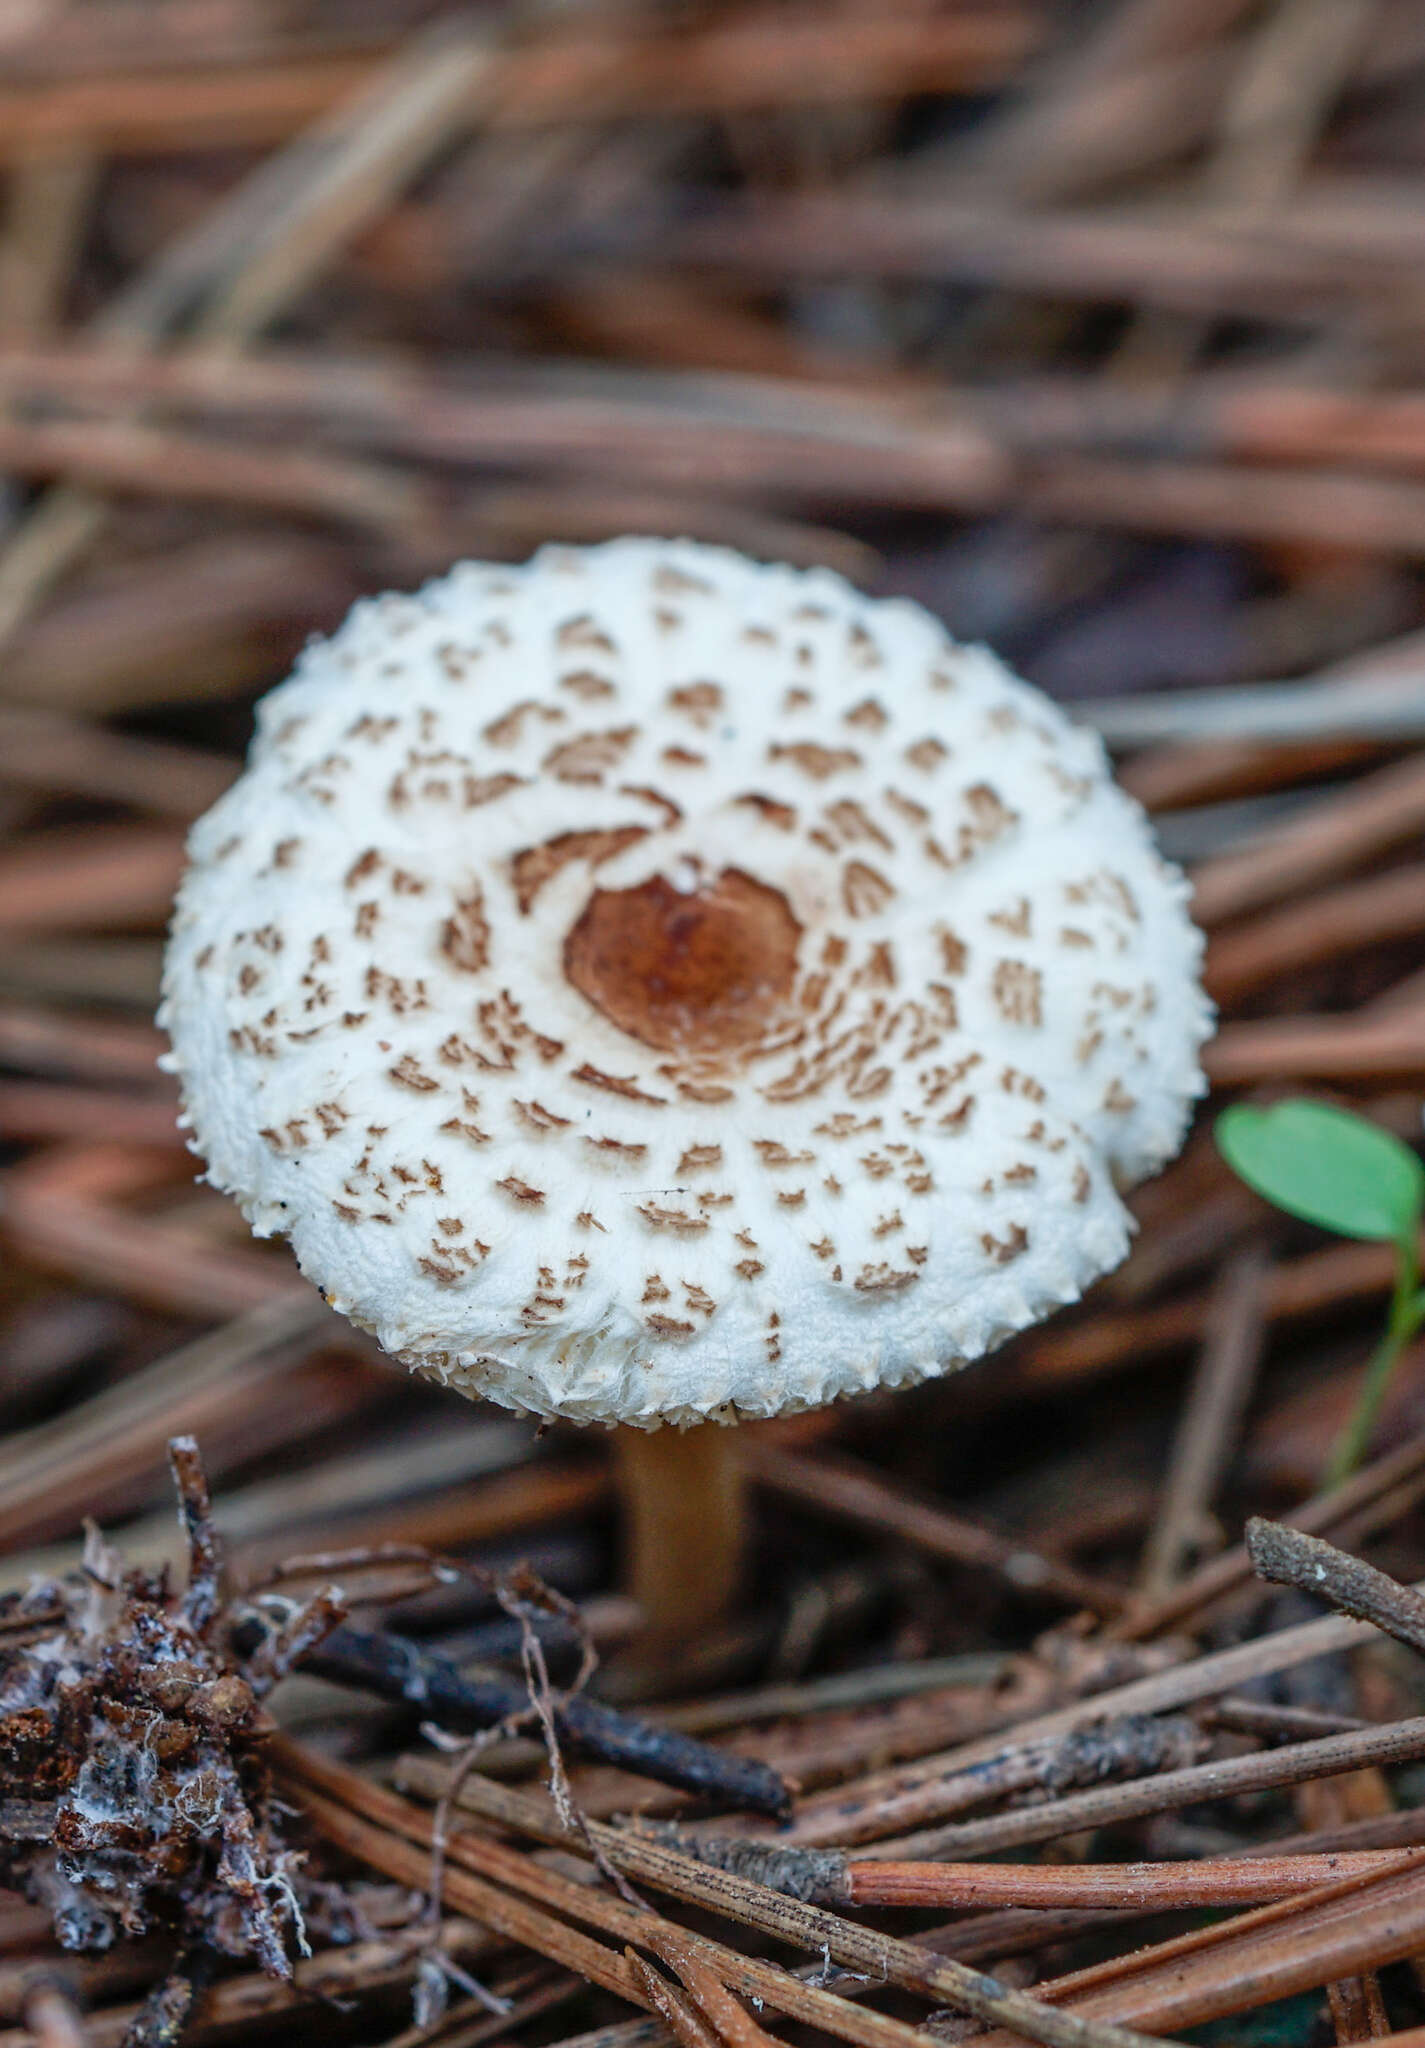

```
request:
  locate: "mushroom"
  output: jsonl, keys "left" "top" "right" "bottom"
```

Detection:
{"left": 160, "top": 538, "right": 1211, "bottom": 1653}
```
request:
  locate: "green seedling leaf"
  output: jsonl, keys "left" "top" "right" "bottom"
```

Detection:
{"left": 1216, "top": 1099, "right": 1425, "bottom": 1245}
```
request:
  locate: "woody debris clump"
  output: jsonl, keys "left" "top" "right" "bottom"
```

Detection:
{"left": 0, "top": 1438, "right": 338, "bottom": 1979}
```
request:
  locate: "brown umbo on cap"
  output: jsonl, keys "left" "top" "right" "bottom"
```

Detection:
{"left": 160, "top": 539, "right": 1211, "bottom": 1427}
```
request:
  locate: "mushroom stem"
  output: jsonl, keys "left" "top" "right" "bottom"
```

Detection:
{"left": 614, "top": 1422, "right": 746, "bottom": 1657}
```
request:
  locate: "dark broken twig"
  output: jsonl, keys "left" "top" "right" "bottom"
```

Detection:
{"left": 772, "top": 1710, "right": 1206, "bottom": 1850}
{"left": 870, "top": 1714, "right": 1425, "bottom": 1861}
{"left": 292, "top": 1624, "right": 791, "bottom": 1819}
{"left": 1246, "top": 1516, "right": 1425, "bottom": 1656}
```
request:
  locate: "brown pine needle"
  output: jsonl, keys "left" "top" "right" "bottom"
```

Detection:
{"left": 641, "top": 1930, "right": 785, "bottom": 2048}
{"left": 624, "top": 1952, "right": 724, "bottom": 2048}
{"left": 842, "top": 1852, "right": 1425, "bottom": 1911}
{"left": 274, "top": 1736, "right": 1175, "bottom": 2048}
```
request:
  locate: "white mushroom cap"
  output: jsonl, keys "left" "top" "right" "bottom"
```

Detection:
{"left": 160, "top": 539, "right": 1211, "bottom": 1429}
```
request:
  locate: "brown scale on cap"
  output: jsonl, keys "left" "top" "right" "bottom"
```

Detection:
{"left": 564, "top": 867, "right": 802, "bottom": 1058}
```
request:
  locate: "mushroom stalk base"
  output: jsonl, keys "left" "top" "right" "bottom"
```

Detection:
{"left": 615, "top": 1423, "right": 746, "bottom": 1658}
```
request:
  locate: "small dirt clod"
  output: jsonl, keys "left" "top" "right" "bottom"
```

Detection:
{"left": 0, "top": 1437, "right": 340, "bottom": 1980}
